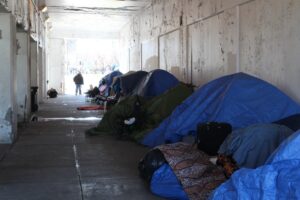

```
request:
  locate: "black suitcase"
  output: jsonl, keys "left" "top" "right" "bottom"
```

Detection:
{"left": 197, "top": 122, "right": 232, "bottom": 156}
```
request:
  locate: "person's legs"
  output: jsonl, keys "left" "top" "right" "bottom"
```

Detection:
{"left": 79, "top": 85, "right": 82, "bottom": 95}
{"left": 75, "top": 84, "right": 79, "bottom": 95}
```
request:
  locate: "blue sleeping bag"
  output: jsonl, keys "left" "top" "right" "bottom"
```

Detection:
{"left": 210, "top": 130, "right": 300, "bottom": 200}
{"left": 142, "top": 72, "right": 300, "bottom": 147}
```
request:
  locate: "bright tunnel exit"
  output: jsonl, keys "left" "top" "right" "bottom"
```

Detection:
{"left": 64, "top": 39, "right": 120, "bottom": 95}
{"left": 47, "top": 38, "right": 120, "bottom": 95}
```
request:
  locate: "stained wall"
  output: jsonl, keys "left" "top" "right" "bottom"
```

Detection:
{"left": 0, "top": 13, "right": 17, "bottom": 143}
{"left": 120, "top": 0, "right": 300, "bottom": 102}
{"left": 16, "top": 31, "right": 31, "bottom": 122}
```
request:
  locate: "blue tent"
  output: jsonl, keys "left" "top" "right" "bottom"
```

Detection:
{"left": 142, "top": 72, "right": 300, "bottom": 147}
{"left": 210, "top": 130, "right": 300, "bottom": 199}
{"left": 134, "top": 69, "right": 179, "bottom": 98}
{"left": 99, "top": 70, "right": 123, "bottom": 96}
{"left": 113, "top": 71, "right": 148, "bottom": 96}
{"left": 104, "top": 70, "right": 123, "bottom": 87}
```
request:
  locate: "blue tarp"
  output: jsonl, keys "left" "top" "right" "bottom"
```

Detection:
{"left": 210, "top": 130, "right": 300, "bottom": 200}
{"left": 151, "top": 164, "right": 189, "bottom": 200}
{"left": 135, "top": 69, "right": 179, "bottom": 98}
{"left": 218, "top": 123, "right": 293, "bottom": 168}
{"left": 142, "top": 72, "right": 300, "bottom": 147}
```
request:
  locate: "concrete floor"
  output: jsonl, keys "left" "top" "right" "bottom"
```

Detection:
{"left": 0, "top": 95, "right": 163, "bottom": 200}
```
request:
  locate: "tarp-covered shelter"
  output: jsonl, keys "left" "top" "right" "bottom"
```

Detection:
{"left": 99, "top": 70, "right": 123, "bottom": 96}
{"left": 87, "top": 83, "right": 193, "bottom": 141}
{"left": 142, "top": 72, "right": 300, "bottom": 147}
{"left": 134, "top": 69, "right": 179, "bottom": 98}
{"left": 147, "top": 125, "right": 300, "bottom": 200}
{"left": 210, "top": 130, "right": 300, "bottom": 199}
{"left": 112, "top": 71, "right": 148, "bottom": 97}
{"left": 218, "top": 123, "right": 294, "bottom": 168}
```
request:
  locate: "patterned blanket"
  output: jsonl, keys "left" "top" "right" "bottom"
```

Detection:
{"left": 157, "top": 143, "right": 226, "bottom": 200}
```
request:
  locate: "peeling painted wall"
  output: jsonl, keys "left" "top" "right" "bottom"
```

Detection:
{"left": 16, "top": 31, "right": 30, "bottom": 122}
{"left": 188, "top": 8, "right": 238, "bottom": 86}
{"left": 120, "top": 0, "right": 300, "bottom": 103}
{"left": 0, "top": 13, "right": 17, "bottom": 143}
{"left": 239, "top": 0, "right": 300, "bottom": 101}
{"left": 14, "top": 0, "right": 29, "bottom": 30}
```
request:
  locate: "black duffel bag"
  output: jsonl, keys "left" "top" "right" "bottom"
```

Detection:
{"left": 196, "top": 122, "right": 232, "bottom": 156}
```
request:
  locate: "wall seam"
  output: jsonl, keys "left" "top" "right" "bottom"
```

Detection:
{"left": 237, "top": 5, "right": 240, "bottom": 73}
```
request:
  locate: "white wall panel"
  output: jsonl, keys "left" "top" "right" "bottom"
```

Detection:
{"left": 141, "top": 38, "right": 158, "bottom": 72}
{"left": 47, "top": 38, "right": 65, "bottom": 93}
{"left": 159, "top": 30, "right": 185, "bottom": 81}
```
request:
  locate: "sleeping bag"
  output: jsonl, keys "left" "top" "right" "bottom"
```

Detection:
{"left": 142, "top": 72, "right": 300, "bottom": 147}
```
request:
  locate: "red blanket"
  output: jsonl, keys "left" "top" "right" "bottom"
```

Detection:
{"left": 77, "top": 105, "right": 108, "bottom": 111}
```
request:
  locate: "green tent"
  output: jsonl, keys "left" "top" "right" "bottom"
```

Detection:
{"left": 87, "top": 83, "right": 193, "bottom": 142}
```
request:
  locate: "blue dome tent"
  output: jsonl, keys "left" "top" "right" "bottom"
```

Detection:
{"left": 134, "top": 69, "right": 179, "bottom": 98}
{"left": 142, "top": 72, "right": 300, "bottom": 147}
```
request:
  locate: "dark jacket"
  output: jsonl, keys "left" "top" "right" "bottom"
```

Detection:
{"left": 73, "top": 73, "right": 84, "bottom": 85}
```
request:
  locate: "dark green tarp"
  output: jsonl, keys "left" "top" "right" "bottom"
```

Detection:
{"left": 87, "top": 83, "right": 193, "bottom": 142}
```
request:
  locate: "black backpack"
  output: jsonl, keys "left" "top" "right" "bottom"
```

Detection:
{"left": 196, "top": 122, "right": 232, "bottom": 156}
{"left": 47, "top": 89, "right": 58, "bottom": 98}
{"left": 138, "top": 149, "right": 166, "bottom": 183}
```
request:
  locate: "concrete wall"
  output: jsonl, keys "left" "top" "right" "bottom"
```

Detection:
{"left": 47, "top": 38, "right": 65, "bottom": 94}
{"left": 16, "top": 30, "right": 30, "bottom": 122}
{"left": 120, "top": 0, "right": 300, "bottom": 103}
{"left": 0, "top": 13, "right": 17, "bottom": 143}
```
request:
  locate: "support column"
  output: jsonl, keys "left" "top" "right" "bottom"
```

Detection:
{"left": 30, "top": 40, "right": 38, "bottom": 109}
{"left": 30, "top": 40, "right": 38, "bottom": 87}
{"left": 16, "top": 29, "right": 30, "bottom": 122}
{"left": 38, "top": 46, "right": 44, "bottom": 103}
{"left": 0, "top": 13, "right": 17, "bottom": 143}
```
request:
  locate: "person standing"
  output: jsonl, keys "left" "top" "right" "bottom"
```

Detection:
{"left": 73, "top": 72, "right": 84, "bottom": 95}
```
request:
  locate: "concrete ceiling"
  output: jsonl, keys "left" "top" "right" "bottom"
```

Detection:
{"left": 45, "top": 0, "right": 150, "bottom": 39}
